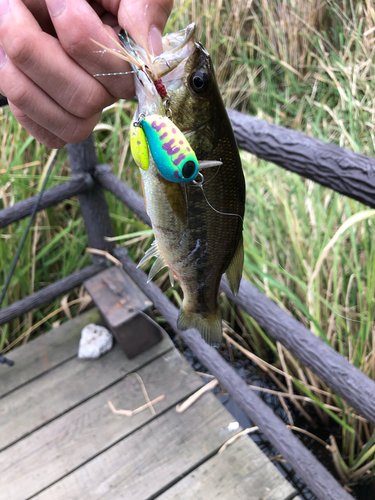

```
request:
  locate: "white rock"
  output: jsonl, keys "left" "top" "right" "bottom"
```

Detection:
{"left": 78, "top": 324, "right": 113, "bottom": 359}
{"left": 227, "top": 421, "right": 240, "bottom": 431}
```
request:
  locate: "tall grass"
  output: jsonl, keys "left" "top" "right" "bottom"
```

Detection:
{"left": 1, "top": 0, "right": 375, "bottom": 487}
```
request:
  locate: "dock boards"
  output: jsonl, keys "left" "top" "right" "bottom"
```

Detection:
{"left": 0, "top": 309, "right": 298, "bottom": 500}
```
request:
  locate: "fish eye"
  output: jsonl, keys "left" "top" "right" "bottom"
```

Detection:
{"left": 182, "top": 161, "right": 196, "bottom": 179}
{"left": 189, "top": 71, "right": 209, "bottom": 94}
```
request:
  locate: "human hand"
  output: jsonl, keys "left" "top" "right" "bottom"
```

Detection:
{"left": 0, "top": 0, "right": 174, "bottom": 148}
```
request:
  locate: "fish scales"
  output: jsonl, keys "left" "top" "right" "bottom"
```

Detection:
{"left": 121, "top": 23, "right": 245, "bottom": 345}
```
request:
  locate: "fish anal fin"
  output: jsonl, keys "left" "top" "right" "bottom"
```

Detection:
{"left": 177, "top": 307, "right": 222, "bottom": 347}
{"left": 225, "top": 235, "right": 244, "bottom": 296}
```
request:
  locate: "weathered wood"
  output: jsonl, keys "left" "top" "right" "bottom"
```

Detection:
{"left": 0, "top": 350, "right": 202, "bottom": 500}
{"left": 227, "top": 108, "right": 375, "bottom": 209}
{"left": 95, "top": 163, "right": 151, "bottom": 226}
{"left": 66, "top": 137, "right": 115, "bottom": 262}
{"left": 114, "top": 248, "right": 353, "bottom": 500}
{"left": 0, "top": 174, "right": 92, "bottom": 228}
{"left": 158, "top": 435, "right": 296, "bottom": 500}
{"left": 0, "top": 330, "right": 173, "bottom": 451}
{"left": 0, "top": 262, "right": 107, "bottom": 326}
{"left": 0, "top": 308, "right": 103, "bottom": 398}
{"left": 33, "top": 393, "right": 241, "bottom": 500}
{"left": 221, "top": 276, "right": 375, "bottom": 425}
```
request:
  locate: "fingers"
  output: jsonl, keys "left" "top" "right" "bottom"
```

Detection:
{"left": 9, "top": 102, "right": 67, "bottom": 149}
{"left": 45, "top": 0, "right": 136, "bottom": 100}
{"left": 0, "top": 0, "right": 174, "bottom": 147}
{"left": 117, "top": 0, "right": 174, "bottom": 55}
{"left": 0, "top": 0, "right": 120, "bottom": 145}
{"left": 22, "top": 0, "right": 56, "bottom": 35}
{"left": 1, "top": 1, "right": 112, "bottom": 118}
{"left": 1, "top": 54, "right": 101, "bottom": 146}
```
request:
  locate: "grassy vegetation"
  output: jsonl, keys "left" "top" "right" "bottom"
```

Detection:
{"left": 1, "top": 0, "right": 375, "bottom": 488}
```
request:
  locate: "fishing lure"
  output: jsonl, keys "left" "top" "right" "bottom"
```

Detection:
{"left": 131, "top": 114, "right": 221, "bottom": 183}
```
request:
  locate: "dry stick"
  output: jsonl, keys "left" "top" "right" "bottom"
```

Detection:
{"left": 108, "top": 372, "right": 165, "bottom": 417}
{"left": 176, "top": 379, "right": 219, "bottom": 413}
{"left": 108, "top": 396, "right": 165, "bottom": 417}
{"left": 86, "top": 248, "right": 122, "bottom": 267}
{"left": 218, "top": 427, "right": 259, "bottom": 454}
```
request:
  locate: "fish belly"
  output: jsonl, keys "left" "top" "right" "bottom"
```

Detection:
{"left": 141, "top": 153, "right": 243, "bottom": 345}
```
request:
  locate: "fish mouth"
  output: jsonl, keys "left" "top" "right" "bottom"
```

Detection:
{"left": 120, "top": 23, "right": 197, "bottom": 82}
{"left": 153, "top": 23, "right": 197, "bottom": 79}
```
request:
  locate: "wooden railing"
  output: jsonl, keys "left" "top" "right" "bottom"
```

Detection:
{"left": 1, "top": 107, "right": 375, "bottom": 500}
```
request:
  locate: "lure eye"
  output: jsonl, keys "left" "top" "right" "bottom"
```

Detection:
{"left": 190, "top": 71, "right": 209, "bottom": 94}
{"left": 182, "top": 161, "right": 196, "bottom": 179}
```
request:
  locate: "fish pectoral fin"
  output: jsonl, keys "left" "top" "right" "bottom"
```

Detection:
{"left": 225, "top": 235, "right": 244, "bottom": 296}
{"left": 177, "top": 307, "right": 222, "bottom": 347}
{"left": 147, "top": 254, "right": 168, "bottom": 282}
{"left": 137, "top": 240, "right": 159, "bottom": 268}
{"left": 198, "top": 160, "right": 222, "bottom": 170}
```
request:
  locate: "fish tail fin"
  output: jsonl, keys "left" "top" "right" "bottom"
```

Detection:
{"left": 177, "top": 307, "right": 222, "bottom": 347}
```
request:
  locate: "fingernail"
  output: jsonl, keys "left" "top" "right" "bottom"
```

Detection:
{"left": 148, "top": 25, "right": 163, "bottom": 56}
{"left": 0, "top": 0, "right": 9, "bottom": 26}
{"left": 47, "top": 0, "right": 66, "bottom": 17}
{"left": 0, "top": 45, "right": 7, "bottom": 69}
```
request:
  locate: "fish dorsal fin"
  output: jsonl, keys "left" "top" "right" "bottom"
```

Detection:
{"left": 147, "top": 254, "right": 168, "bottom": 282}
{"left": 225, "top": 235, "right": 244, "bottom": 296}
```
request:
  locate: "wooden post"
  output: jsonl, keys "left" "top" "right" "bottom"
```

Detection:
{"left": 227, "top": 108, "right": 375, "bottom": 209}
{"left": 66, "top": 136, "right": 114, "bottom": 262}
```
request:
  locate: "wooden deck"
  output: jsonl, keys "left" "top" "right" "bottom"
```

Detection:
{"left": 0, "top": 309, "right": 299, "bottom": 500}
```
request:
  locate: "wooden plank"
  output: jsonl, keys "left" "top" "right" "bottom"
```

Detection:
{"left": 0, "top": 330, "right": 173, "bottom": 451}
{"left": 157, "top": 435, "right": 297, "bottom": 500}
{"left": 0, "top": 349, "right": 203, "bottom": 500}
{"left": 33, "top": 392, "right": 240, "bottom": 500}
{"left": 0, "top": 309, "right": 103, "bottom": 398}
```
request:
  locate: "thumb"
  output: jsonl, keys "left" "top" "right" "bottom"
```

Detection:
{"left": 118, "top": 0, "right": 174, "bottom": 56}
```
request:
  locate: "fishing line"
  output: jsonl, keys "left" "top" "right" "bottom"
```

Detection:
{"left": 192, "top": 172, "right": 244, "bottom": 223}
{"left": 93, "top": 70, "right": 136, "bottom": 77}
{"left": 0, "top": 149, "right": 60, "bottom": 366}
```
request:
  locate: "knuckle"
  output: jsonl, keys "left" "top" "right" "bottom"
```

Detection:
{"left": 58, "top": 118, "right": 93, "bottom": 144}
{"left": 44, "top": 136, "right": 67, "bottom": 149}
{"left": 6, "top": 33, "right": 34, "bottom": 67}
{"left": 65, "top": 82, "right": 107, "bottom": 119}
{"left": 7, "top": 82, "right": 31, "bottom": 109}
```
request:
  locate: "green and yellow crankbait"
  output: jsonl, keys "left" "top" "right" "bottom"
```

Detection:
{"left": 130, "top": 114, "right": 199, "bottom": 183}
{"left": 131, "top": 114, "right": 223, "bottom": 184}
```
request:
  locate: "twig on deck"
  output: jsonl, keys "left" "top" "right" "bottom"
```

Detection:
{"left": 218, "top": 427, "right": 259, "bottom": 454}
{"left": 176, "top": 379, "right": 219, "bottom": 413}
{"left": 108, "top": 395, "right": 165, "bottom": 417}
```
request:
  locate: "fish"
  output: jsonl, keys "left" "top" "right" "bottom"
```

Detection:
{"left": 118, "top": 23, "right": 245, "bottom": 345}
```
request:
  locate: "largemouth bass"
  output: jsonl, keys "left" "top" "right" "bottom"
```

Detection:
{"left": 119, "top": 23, "right": 245, "bottom": 345}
